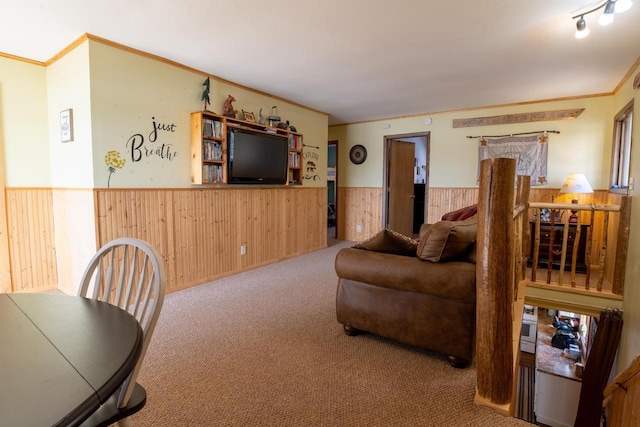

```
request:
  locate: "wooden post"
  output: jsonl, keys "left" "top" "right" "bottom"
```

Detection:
{"left": 612, "top": 196, "right": 631, "bottom": 295}
{"left": 476, "top": 158, "right": 515, "bottom": 405}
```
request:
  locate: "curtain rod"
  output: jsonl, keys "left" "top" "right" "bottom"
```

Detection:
{"left": 466, "top": 130, "right": 560, "bottom": 139}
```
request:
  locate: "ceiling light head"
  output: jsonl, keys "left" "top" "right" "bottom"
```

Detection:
{"left": 599, "top": 1, "right": 616, "bottom": 25}
{"left": 615, "top": 0, "right": 633, "bottom": 13}
{"left": 575, "top": 17, "right": 590, "bottom": 38}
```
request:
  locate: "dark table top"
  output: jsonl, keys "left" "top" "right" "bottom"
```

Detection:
{"left": 0, "top": 293, "right": 143, "bottom": 427}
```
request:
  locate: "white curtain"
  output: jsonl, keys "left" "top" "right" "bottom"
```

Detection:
{"left": 478, "top": 134, "right": 548, "bottom": 186}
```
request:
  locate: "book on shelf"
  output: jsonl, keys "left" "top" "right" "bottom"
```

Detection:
{"left": 203, "top": 119, "right": 214, "bottom": 137}
{"left": 288, "top": 134, "right": 302, "bottom": 151}
{"left": 202, "top": 164, "right": 223, "bottom": 183}
{"left": 202, "top": 141, "right": 223, "bottom": 161}
{"left": 213, "top": 121, "right": 223, "bottom": 138}
{"left": 288, "top": 152, "right": 300, "bottom": 168}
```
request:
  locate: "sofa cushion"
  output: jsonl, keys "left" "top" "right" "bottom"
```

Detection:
{"left": 417, "top": 217, "right": 477, "bottom": 262}
{"left": 352, "top": 228, "right": 417, "bottom": 256}
{"left": 441, "top": 204, "right": 478, "bottom": 221}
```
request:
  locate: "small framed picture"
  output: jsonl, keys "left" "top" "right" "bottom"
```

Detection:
{"left": 243, "top": 110, "right": 256, "bottom": 122}
{"left": 60, "top": 109, "right": 74, "bottom": 142}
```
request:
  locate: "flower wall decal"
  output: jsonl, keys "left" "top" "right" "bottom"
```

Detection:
{"left": 105, "top": 150, "right": 126, "bottom": 188}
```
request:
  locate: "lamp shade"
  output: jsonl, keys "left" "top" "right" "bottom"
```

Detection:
{"left": 560, "top": 173, "right": 594, "bottom": 194}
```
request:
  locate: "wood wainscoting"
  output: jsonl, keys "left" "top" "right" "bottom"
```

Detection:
{"left": 5, "top": 188, "right": 58, "bottom": 292}
{"left": 94, "top": 187, "right": 327, "bottom": 293}
{"left": 4, "top": 186, "right": 326, "bottom": 294}
{"left": 336, "top": 187, "right": 383, "bottom": 242}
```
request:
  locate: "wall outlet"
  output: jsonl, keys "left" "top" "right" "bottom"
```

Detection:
{"left": 630, "top": 177, "right": 635, "bottom": 191}
{"left": 356, "top": 224, "right": 362, "bottom": 233}
{"left": 240, "top": 245, "right": 246, "bottom": 255}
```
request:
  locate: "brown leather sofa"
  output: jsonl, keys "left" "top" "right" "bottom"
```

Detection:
{"left": 335, "top": 208, "right": 478, "bottom": 368}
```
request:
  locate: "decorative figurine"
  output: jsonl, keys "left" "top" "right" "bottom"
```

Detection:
{"left": 201, "top": 77, "right": 211, "bottom": 111}
{"left": 258, "top": 108, "right": 266, "bottom": 125}
{"left": 223, "top": 95, "right": 237, "bottom": 118}
{"left": 268, "top": 105, "right": 281, "bottom": 127}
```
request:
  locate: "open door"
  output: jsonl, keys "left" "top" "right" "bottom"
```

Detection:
{"left": 387, "top": 140, "right": 415, "bottom": 236}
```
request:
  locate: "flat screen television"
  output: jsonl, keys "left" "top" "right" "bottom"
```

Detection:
{"left": 228, "top": 127, "right": 288, "bottom": 185}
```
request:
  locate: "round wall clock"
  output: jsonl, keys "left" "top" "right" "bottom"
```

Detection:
{"left": 349, "top": 144, "right": 367, "bottom": 164}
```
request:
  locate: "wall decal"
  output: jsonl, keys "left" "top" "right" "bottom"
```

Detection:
{"left": 303, "top": 150, "right": 320, "bottom": 182}
{"left": 125, "top": 116, "right": 179, "bottom": 163}
{"left": 105, "top": 150, "right": 126, "bottom": 188}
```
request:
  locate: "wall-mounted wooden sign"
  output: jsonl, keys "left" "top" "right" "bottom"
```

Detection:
{"left": 453, "top": 108, "right": 584, "bottom": 128}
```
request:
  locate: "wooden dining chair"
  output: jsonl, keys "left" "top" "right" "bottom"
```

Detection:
{"left": 78, "top": 238, "right": 166, "bottom": 427}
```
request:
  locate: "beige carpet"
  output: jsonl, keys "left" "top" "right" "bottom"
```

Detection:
{"left": 133, "top": 238, "right": 532, "bottom": 426}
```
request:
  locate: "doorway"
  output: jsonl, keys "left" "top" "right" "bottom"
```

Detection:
{"left": 327, "top": 140, "right": 338, "bottom": 242}
{"left": 382, "top": 132, "right": 430, "bottom": 237}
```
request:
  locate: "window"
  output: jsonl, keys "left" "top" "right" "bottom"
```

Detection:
{"left": 610, "top": 101, "right": 633, "bottom": 192}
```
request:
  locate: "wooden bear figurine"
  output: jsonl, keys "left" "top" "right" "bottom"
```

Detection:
{"left": 223, "top": 95, "right": 237, "bottom": 118}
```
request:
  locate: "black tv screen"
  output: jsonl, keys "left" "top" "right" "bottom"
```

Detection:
{"left": 228, "top": 128, "right": 288, "bottom": 184}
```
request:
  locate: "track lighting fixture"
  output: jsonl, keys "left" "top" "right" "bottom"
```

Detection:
{"left": 572, "top": 0, "right": 633, "bottom": 38}
{"left": 575, "top": 17, "right": 590, "bottom": 38}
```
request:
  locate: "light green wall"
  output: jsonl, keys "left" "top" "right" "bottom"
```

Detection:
{"left": 1, "top": 39, "right": 328, "bottom": 189}
{"left": 88, "top": 40, "right": 328, "bottom": 189}
{"left": 613, "top": 71, "right": 640, "bottom": 375}
{"left": 0, "top": 56, "right": 50, "bottom": 187}
{"left": 329, "top": 96, "right": 615, "bottom": 189}
{"left": 47, "top": 42, "right": 94, "bottom": 188}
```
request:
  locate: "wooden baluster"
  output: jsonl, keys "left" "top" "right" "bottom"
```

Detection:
{"left": 547, "top": 210, "right": 555, "bottom": 284}
{"left": 598, "top": 211, "right": 610, "bottom": 292}
{"left": 571, "top": 215, "right": 583, "bottom": 288}
{"left": 558, "top": 211, "right": 570, "bottom": 286}
{"left": 585, "top": 210, "right": 595, "bottom": 290}
{"left": 532, "top": 213, "right": 540, "bottom": 282}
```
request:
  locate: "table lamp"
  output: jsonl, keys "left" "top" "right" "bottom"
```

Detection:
{"left": 559, "top": 173, "right": 593, "bottom": 223}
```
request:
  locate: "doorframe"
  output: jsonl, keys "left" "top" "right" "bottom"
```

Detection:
{"left": 382, "top": 132, "right": 430, "bottom": 230}
{"left": 328, "top": 139, "right": 338, "bottom": 239}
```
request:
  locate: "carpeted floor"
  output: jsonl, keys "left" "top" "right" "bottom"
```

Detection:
{"left": 132, "top": 238, "right": 532, "bottom": 426}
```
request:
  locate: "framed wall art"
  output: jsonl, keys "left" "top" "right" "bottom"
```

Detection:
{"left": 60, "top": 109, "right": 74, "bottom": 142}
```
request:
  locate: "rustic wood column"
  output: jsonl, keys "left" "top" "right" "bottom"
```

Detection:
{"left": 476, "top": 157, "right": 516, "bottom": 405}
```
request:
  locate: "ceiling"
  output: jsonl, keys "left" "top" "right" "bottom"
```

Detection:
{"left": 2, "top": 1, "right": 639, "bottom": 125}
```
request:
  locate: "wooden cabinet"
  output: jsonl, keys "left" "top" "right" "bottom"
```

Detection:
{"left": 529, "top": 222, "right": 588, "bottom": 273}
{"left": 190, "top": 111, "right": 303, "bottom": 185}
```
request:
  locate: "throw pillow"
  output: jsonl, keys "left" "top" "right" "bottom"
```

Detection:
{"left": 441, "top": 204, "right": 478, "bottom": 221}
{"left": 353, "top": 228, "right": 418, "bottom": 256}
{"left": 416, "top": 217, "right": 477, "bottom": 262}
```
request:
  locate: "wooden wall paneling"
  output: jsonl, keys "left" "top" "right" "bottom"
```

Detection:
{"left": 427, "top": 188, "right": 479, "bottom": 223}
{"left": 337, "top": 187, "right": 383, "bottom": 241}
{"left": 299, "top": 188, "right": 325, "bottom": 252}
{"left": 52, "top": 189, "right": 97, "bottom": 294}
{"left": 5, "top": 188, "right": 57, "bottom": 292}
{"left": 93, "top": 187, "right": 326, "bottom": 294}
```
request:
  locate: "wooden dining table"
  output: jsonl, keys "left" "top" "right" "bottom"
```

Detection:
{"left": 0, "top": 292, "right": 143, "bottom": 427}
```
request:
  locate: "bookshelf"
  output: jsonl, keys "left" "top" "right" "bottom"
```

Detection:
{"left": 287, "top": 132, "right": 303, "bottom": 185}
{"left": 191, "top": 111, "right": 304, "bottom": 185}
{"left": 191, "top": 111, "right": 226, "bottom": 184}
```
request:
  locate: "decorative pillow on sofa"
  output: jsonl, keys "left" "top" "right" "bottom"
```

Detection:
{"left": 416, "top": 217, "right": 477, "bottom": 262}
{"left": 353, "top": 228, "right": 418, "bottom": 256}
{"left": 441, "top": 204, "right": 478, "bottom": 221}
